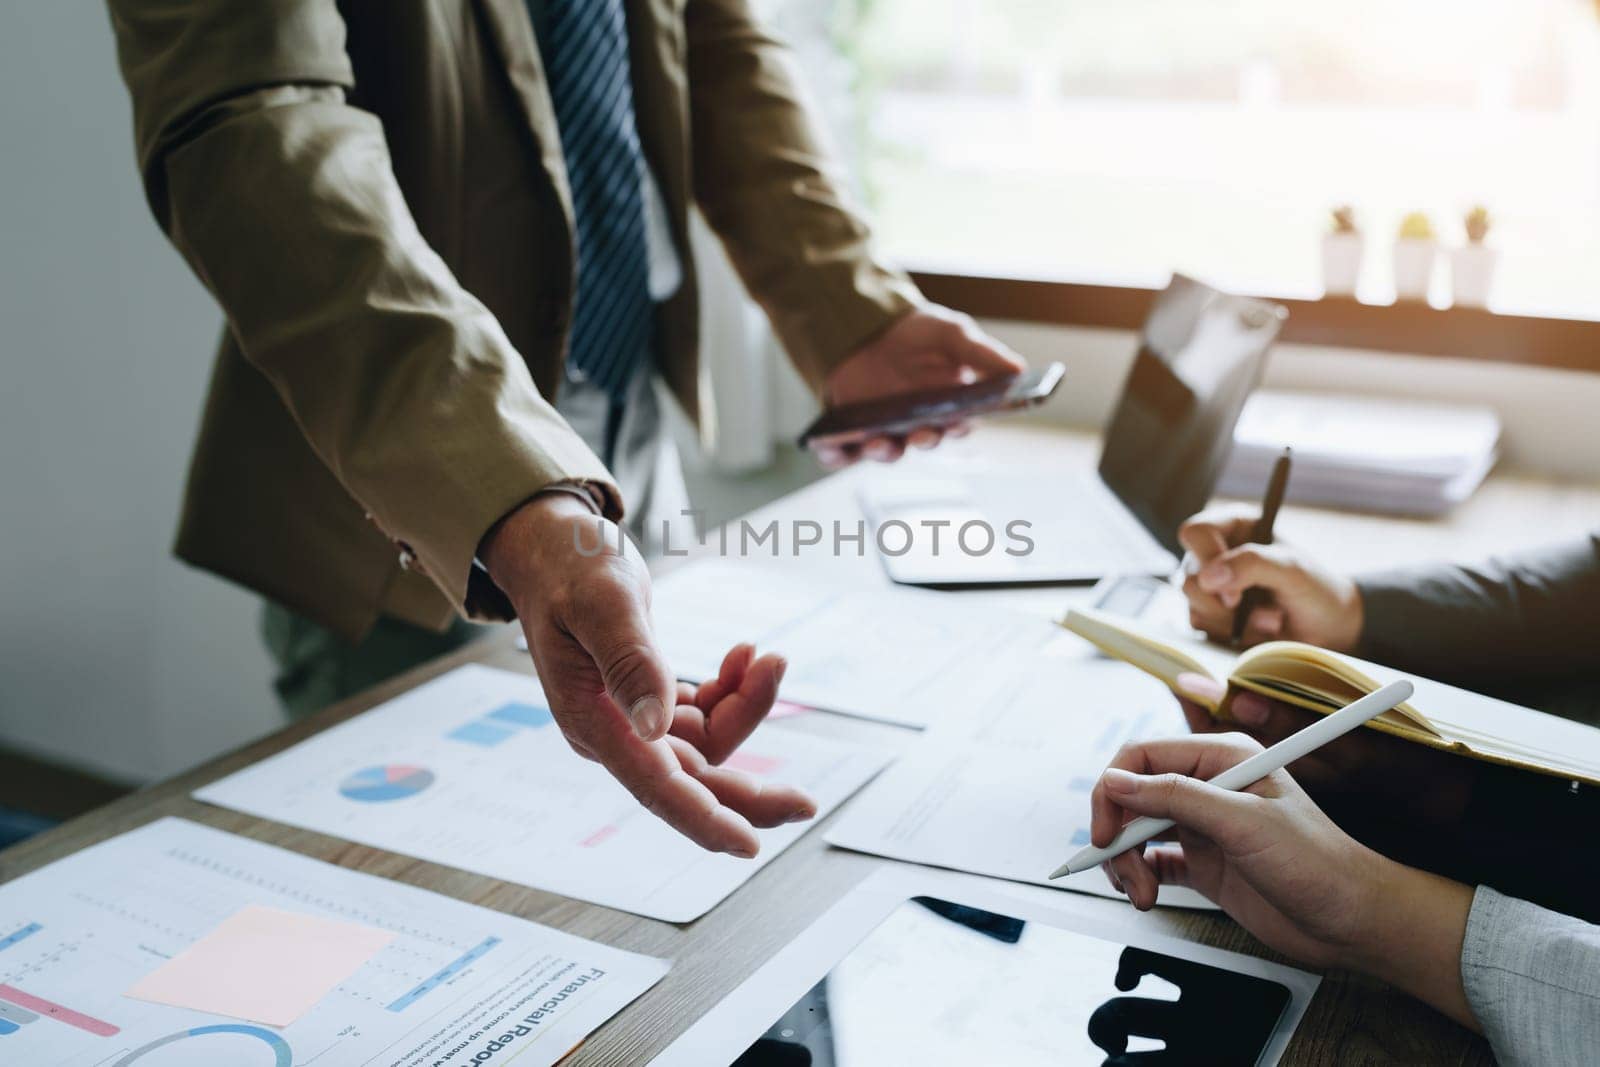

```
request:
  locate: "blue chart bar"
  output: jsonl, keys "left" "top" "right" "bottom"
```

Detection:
{"left": 0, "top": 923, "right": 40, "bottom": 954}
{"left": 0, "top": 1018, "right": 18, "bottom": 1036}
{"left": 487, "top": 702, "right": 554, "bottom": 729}
{"left": 387, "top": 937, "right": 502, "bottom": 1013}
{"left": 447, "top": 721, "right": 517, "bottom": 748}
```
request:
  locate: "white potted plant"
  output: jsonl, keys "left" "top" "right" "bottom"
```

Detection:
{"left": 1451, "top": 205, "right": 1498, "bottom": 309}
{"left": 1320, "top": 205, "right": 1363, "bottom": 297}
{"left": 1392, "top": 211, "right": 1438, "bottom": 301}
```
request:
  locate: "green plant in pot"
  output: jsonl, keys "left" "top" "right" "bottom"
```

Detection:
{"left": 1321, "top": 205, "right": 1364, "bottom": 297}
{"left": 1392, "top": 211, "right": 1438, "bottom": 301}
{"left": 1452, "top": 205, "right": 1498, "bottom": 309}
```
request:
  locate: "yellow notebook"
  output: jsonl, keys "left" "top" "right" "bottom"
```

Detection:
{"left": 1061, "top": 606, "right": 1600, "bottom": 788}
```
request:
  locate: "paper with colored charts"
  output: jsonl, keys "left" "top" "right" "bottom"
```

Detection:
{"left": 196, "top": 665, "right": 892, "bottom": 921}
{"left": 0, "top": 818, "right": 665, "bottom": 1066}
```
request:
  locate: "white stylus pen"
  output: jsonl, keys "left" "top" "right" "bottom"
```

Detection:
{"left": 1048, "top": 678, "right": 1415, "bottom": 880}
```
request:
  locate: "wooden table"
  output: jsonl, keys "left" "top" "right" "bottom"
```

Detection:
{"left": 6, "top": 425, "right": 1598, "bottom": 1065}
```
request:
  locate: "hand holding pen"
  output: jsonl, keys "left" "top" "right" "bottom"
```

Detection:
{"left": 1175, "top": 461, "right": 1365, "bottom": 652}
{"left": 1229, "top": 448, "right": 1292, "bottom": 645}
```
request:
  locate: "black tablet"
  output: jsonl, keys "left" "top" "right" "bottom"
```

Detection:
{"left": 732, "top": 896, "right": 1292, "bottom": 1067}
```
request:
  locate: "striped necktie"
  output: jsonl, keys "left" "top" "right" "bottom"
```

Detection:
{"left": 541, "top": 0, "right": 654, "bottom": 397}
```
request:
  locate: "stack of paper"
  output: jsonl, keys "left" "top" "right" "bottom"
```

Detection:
{"left": 1217, "top": 391, "right": 1500, "bottom": 515}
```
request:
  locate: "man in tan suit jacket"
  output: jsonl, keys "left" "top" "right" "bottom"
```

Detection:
{"left": 106, "top": 0, "right": 1022, "bottom": 855}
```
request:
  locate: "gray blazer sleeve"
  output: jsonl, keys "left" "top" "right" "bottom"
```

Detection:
{"left": 1354, "top": 532, "right": 1600, "bottom": 684}
{"left": 1461, "top": 886, "right": 1600, "bottom": 1066}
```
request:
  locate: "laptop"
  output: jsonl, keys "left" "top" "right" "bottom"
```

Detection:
{"left": 860, "top": 274, "right": 1286, "bottom": 586}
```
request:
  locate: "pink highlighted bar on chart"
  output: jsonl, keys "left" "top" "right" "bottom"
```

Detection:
{"left": 579, "top": 824, "right": 619, "bottom": 848}
{"left": 724, "top": 751, "right": 784, "bottom": 776}
{"left": 0, "top": 984, "right": 120, "bottom": 1037}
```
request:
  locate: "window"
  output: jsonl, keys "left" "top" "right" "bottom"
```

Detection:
{"left": 805, "top": 0, "right": 1600, "bottom": 317}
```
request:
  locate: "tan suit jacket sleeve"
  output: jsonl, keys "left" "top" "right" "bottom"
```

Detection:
{"left": 685, "top": 0, "right": 922, "bottom": 391}
{"left": 106, "top": 0, "right": 619, "bottom": 617}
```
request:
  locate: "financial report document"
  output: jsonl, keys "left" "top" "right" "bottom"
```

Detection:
{"left": 826, "top": 657, "right": 1217, "bottom": 909}
{"left": 196, "top": 665, "right": 890, "bottom": 922}
{"left": 0, "top": 818, "right": 665, "bottom": 1066}
{"left": 650, "top": 560, "right": 1059, "bottom": 729}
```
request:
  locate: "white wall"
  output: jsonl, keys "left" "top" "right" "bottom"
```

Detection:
{"left": 0, "top": 5, "right": 281, "bottom": 784}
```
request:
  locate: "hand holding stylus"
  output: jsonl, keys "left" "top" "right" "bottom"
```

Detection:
{"left": 1052, "top": 680, "right": 1413, "bottom": 879}
{"left": 1076, "top": 709, "right": 1481, "bottom": 1033}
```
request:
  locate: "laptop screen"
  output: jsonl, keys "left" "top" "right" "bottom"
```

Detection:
{"left": 1098, "top": 275, "right": 1285, "bottom": 555}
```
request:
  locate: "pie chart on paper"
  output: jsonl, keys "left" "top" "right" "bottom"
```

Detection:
{"left": 339, "top": 765, "right": 436, "bottom": 803}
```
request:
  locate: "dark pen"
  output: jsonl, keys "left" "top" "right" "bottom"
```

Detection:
{"left": 1231, "top": 447, "right": 1292, "bottom": 645}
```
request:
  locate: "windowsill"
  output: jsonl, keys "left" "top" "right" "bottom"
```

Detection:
{"left": 909, "top": 269, "right": 1600, "bottom": 373}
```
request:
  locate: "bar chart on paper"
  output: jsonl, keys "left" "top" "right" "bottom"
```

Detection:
{"left": 0, "top": 819, "right": 665, "bottom": 1066}
{"left": 196, "top": 665, "right": 892, "bottom": 921}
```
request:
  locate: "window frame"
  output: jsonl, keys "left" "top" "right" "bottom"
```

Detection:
{"left": 910, "top": 270, "right": 1600, "bottom": 373}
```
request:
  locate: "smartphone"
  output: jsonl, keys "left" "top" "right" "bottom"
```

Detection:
{"left": 797, "top": 362, "right": 1064, "bottom": 449}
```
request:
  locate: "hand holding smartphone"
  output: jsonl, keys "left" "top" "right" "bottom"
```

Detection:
{"left": 797, "top": 362, "right": 1064, "bottom": 451}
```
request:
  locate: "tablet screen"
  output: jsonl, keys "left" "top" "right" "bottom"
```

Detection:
{"left": 733, "top": 896, "right": 1291, "bottom": 1066}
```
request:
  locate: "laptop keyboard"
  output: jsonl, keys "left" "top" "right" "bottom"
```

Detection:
{"left": 861, "top": 472, "right": 1173, "bottom": 580}
{"left": 984, "top": 474, "right": 1164, "bottom": 572}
